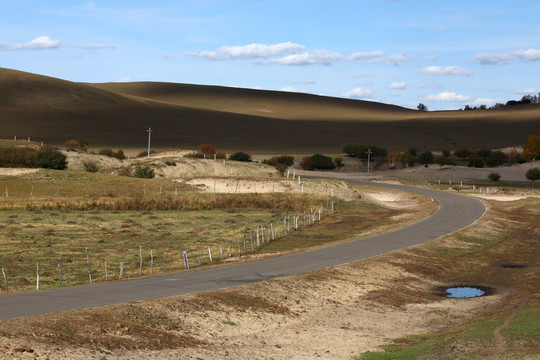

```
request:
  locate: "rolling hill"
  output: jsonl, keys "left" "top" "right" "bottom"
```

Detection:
{"left": 1, "top": 67, "right": 538, "bottom": 153}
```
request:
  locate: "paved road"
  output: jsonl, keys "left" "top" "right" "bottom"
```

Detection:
{"left": 0, "top": 178, "right": 485, "bottom": 320}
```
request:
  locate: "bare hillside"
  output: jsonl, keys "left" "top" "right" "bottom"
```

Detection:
{"left": 1, "top": 67, "right": 538, "bottom": 152}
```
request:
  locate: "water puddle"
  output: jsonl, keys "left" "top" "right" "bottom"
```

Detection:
{"left": 435, "top": 284, "right": 493, "bottom": 299}
{"left": 445, "top": 287, "right": 485, "bottom": 298}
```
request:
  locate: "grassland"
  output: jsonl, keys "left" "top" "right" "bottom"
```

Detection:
{"left": 1, "top": 67, "right": 539, "bottom": 153}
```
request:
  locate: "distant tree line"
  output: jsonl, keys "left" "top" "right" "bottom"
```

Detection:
{"left": 460, "top": 93, "right": 540, "bottom": 111}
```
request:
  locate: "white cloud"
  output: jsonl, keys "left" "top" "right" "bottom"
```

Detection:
{"left": 10, "top": 36, "right": 60, "bottom": 50}
{"left": 348, "top": 51, "right": 385, "bottom": 61}
{"left": 349, "top": 51, "right": 413, "bottom": 66}
{"left": 472, "top": 48, "right": 540, "bottom": 65}
{"left": 424, "top": 55, "right": 439, "bottom": 61}
{"left": 514, "top": 88, "right": 539, "bottom": 94}
{"left": 342, "top": 87, "right": 374, "bottom": 99}
{"left": 472, "top": 98, "right": 501, "bottom": 107}
{"left": 81, "top": 43, "right": 116, "bottom": 49}
{"left": 269, "top": 50, "right": 342, "bottom": 66}
{"left": 184, "top": 41, "right": 305, "bottom": 60}
{"left": 419, "top": 65, "right": 473, "bottom": 76}
{"left": 388, "top": 82, "right": 409, "bottom": 89}
{"left": 424, "top": 91, "right": 472, "bottom": 102}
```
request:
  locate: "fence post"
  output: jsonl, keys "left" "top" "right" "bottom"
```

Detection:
{"left": 119, "top": 262, "right": 124, "bottom": 279}
{"left": 151, "top": 249, "right": 154, "bottom": 274}
{"left": 139, "top": 246, "right": 143, "bottom": 276}
{"left": 36, "top": 263, "right": 40, "bottom": 290}
{"left": 58, "top": 256, "right": 63, "bottom": 287}
{"left": 183, "top": 251, "right": 189, "bottom": 269}
{"left": 208, "top": 247, "right": 213, "bottom": 263}
{"left": 86, "top": 247, "right": 92, "bottom": 284}
{"left": 2, "top": 268, "right": 8, "bottom": 292}
{"left": 105, "top": 260, "right": 108, "bottom": 281}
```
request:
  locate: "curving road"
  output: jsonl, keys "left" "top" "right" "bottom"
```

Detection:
{"left": 0, "top": 178, "right": 485, "bottom": 320}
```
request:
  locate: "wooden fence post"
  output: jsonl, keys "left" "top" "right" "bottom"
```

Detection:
{"left": 105, "top": 260, "right": 108, "bottom": 281}
{"left": 36, "top": 263, "right": 40, "bottom": 290}
{"left": 139, "top": 245, "right": 143, "bottom": 276}
{"left": 183, "top": 251, "right": 189, "bottom": 269}
{"left": 58, "top": 256, "right": 63, "bottom": 287}
{"left": 2, "top": 268, "right": 8, "bottom": 292}
{"left": 86, "top": 247, "right": 92, "bottom": 284}
{"left": 119, "top": 262, "right": 124, "bottom": 279}
{"left": 151, "top": 249, "right": 154, "bottom": 274}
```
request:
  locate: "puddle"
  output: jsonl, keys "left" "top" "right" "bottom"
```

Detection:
{"left": 434, "top": 285, "right": 494, "bottom": 299}
{"left": 445, "top": 287, "right": 485, "bottom": 298}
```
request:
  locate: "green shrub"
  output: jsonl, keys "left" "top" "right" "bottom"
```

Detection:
{"left": 25, "top": 149, "right": 67, "bottom": 170}
{"left": 468, "top": 154, "right": 485, "bottom": 168}
{"left": 526, "top": 167, "right": 540, "bottom": 187}
{"left": 334, "top": 157, "right": 343, "bottom": 167}
{"left": 418, "top": 151, "right": 435, "bottom": 165}
{"left": 133, "top": 165, "right": 155, "bottom": 178}
{"left": 229, "top": 152, "right": 252, "bottom": 162}
{"left": 488, "top": 172, "right": 501, "bottom": 181}
{"left": 215, "top": 152, "right": 227, "bottom": 159}
{"left": 300, "top": 154, "right": 335, "bottom": 170}
{"left": 82, "top": 160, "right": 100, "bottom": 173}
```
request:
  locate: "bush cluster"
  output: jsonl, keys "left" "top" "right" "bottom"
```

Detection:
{"left": 98, "top": 148, "right": 126, "bottom": 160}
{"left": 0, "top": 147, "right": 67, "bottom": 170}
{"left": 300, "top": 154, "right": 335, "bottom": 170}
{"left": 229, "top": 152, "right": 252, "bottom": 162}
{"left": 263, "top": 155, "right": 295, "bottom": 176}
{"left": 133, "top": 165, "right": 155, "bottom": 178}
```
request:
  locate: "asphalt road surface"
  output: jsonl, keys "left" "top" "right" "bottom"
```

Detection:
{"left": 0, "top": 178, "right": 485, "bottom": 320}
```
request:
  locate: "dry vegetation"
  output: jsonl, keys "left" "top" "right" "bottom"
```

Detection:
{"left": 0, "top": 190, "right": 537, "bottom": 359}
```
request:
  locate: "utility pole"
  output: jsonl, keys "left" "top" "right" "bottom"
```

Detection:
{"left": 147, "top": 127, "right": 153, "bottom": 158}
{"left": 366, "top": 148, "right": 372, "bottom": 181}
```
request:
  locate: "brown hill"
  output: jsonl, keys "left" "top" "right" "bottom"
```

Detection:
{"left": 0, "top": 67, "right": 538, "bottom": 153}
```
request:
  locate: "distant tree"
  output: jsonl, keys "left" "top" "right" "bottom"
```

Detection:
{"left": 400, "top": 150, "right": 414, "bottom": 168}
{"left": 525, "top": 168, "right": 540, "bottom": 188}
{"left": 467, "top": 154, "right": 484, "bottom": 168}
{"left": 417, "top": 103, "right": 428, "bottom": 111}
{"left": 488, "top": 172, "right": 501, "bottom": 182}
{"left": 454, "top": 148, "right": 471, "bottom": 159}
{"left": 228, "top": 152, "right": 252, "bottom": 162}
{"left": 386, "top": 147, "right": 400, "bottom": 168}
{"left": 334, "top": 157, "right": 343, "bottom": 168}
{"left": 435, "top": 156, "right": 449, "bottom": 168}
{"left": 523, "top": 135, "right": 540, "bottom": 161}
{"left": 407, "top": 147, "right": 418, "bottom": 158}
{"left": 442, "top": 149, "right": 451, "bottom": 158}
{"left": 486, "top": 151, "right": 507, "bottom": 167}
{"left": 463, "top": 105, "right": 472, "bottom": 111}
{"left": 418, "top": 151, "right": 435, "bottom": 165}
{"left": 477, "top": 149, "right": 492, "bottom": 159}
{"left": 198, "top": 143, "right": 216, "bottom": 157}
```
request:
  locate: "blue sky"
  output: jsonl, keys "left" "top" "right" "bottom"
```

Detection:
{"left": 1, "top": 0, "right": 539, "bottom": 110}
